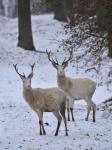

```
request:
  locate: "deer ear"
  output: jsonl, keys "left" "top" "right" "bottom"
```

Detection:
{"left": 19, "top": 75, "right": 25, "bottom": 80}
{"left": 62, "top": 61, "right": 68, "bottom": 69}
{"left": 52, "top": 62, "right": 58, "bottom": 69}
{"left": 28, "top": 73, "right": 33, "bottom": 79}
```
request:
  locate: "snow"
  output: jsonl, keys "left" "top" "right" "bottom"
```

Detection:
{"left": 0, "top": 14, "right": 112, "bottom": 150}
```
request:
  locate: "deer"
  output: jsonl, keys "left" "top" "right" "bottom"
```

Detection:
{"left": 46, "top": 50, "right": 96, "bottom": 122}
{"left": 13, "top": 64, "right": 68, "bottom": 136}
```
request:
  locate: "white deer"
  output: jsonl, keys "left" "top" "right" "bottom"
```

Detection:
{"left": 46, "top": 50, "right": 96, "bottom": 122}
{"left": 14, "top": 64, "right": 68, "bottom": 136}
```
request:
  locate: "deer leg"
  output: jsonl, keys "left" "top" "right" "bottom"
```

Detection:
{"left": 53, "top": 111, "right": 62, "bottom": 136}
{"left": 70, "top": 108, "right": 75, "bottom": 121}
{"left": 67, "top": 108, "right": 70, "bottom": 121}
{"left": 60, "top": 103, "right": 68, "bottom": 136}
{"left": 41, "top": 111, "right": 46, "bottom": 135}
{"left": 39, "top": 120, "right": 43, "bottom": 135}
{"left": 55, "top": 121, "right": 61, "bottom": 136}
{"left": 67, "top": 98, "right": 70, "bottom": 121}
{"left": 36, "top": 110, "right": 46, "bottom": 135}
{"left": 41, "top": 120, "right": 46, "bottom": 135}
{"left": 91, "top": 101, "right": 96, "bottom": 122}
{"left": 68, "top": 97, "right": 74, "bottom": 121}
{"left": 85, "top": 101, "right": 91, "bottom": 121}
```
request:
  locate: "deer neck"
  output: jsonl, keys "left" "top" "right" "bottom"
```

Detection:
{"left": 57, "top": 74, "right": 68, "bottom": 91}
{"left": 23, "top": 87, "right": 35, "bottom": 109}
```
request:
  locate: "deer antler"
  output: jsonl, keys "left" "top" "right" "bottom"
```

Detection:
{"left": 62, "top": 49, "right": 73, "bottom": 65}
{"left": 13, "top": 64, "right": 25, "bottom": 78}
{"left": 46, "top": 50, "right": 59, "bottom": 65}
{"left": 28, "top": 64, "right": 35, "bottom": 77}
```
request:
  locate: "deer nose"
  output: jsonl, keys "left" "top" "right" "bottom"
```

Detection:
{"left": 60, "top": 71, "right": 63, "bottom": 74}
{"left": 27, "top": 85, "right": 31, "bottom": 89}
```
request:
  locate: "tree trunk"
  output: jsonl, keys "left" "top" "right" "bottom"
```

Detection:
{"left": 53, "top": 0, "right": 67, "bottom": 22}
{"left": 107, "top": 31, "right": 112, "bottom": 58}
{"left": 12, "top": 0, "right": 18, "bottom": 18}
{"left": 17, "top": 0, "right": 35, "bottom": 51}
{"left": 0, "top": 0, "right": 4, "bottom": 15}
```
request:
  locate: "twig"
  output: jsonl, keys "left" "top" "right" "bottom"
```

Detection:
{"left": 85, "top": 67, "right": 98, "bottom": 73}
{"left": 34, "top": 49, "right": 46, "bottom": 54}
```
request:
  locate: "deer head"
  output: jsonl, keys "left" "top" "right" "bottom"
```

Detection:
{"left": 46, "top": 50, "right": 73, "bottom": 76}
{"left": 13, "top": 64, "right": 35, "bottom": 89}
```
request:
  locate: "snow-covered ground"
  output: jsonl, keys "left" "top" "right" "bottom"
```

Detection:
{"left": 0, "top": 14, "right": 112, "bottom": 150}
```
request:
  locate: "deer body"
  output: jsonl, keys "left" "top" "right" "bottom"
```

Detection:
{"left": 23, "top": 87, "right": 67, "bottom": 112}
{"left": 14, "top": 64, "right": 68, "bottom": 136}
{"left": 58, "top": 76, "right": 96, "bottom": 100}
{"left": 46, "top": 50, "right": 96, "bottom": 122}
{"left": 58, "top": 75, "right": 96, "bottom": 122}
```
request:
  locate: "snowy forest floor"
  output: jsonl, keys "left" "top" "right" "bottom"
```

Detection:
{"left": 0, "top": 14, "right": 112, "bottom": 150}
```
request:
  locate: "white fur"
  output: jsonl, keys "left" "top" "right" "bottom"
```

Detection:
{"left": 46, "top": 50, "right": 96, "bottom": 122}
{"left": 52, "top": 64, "right": 96, "bottom": 122}
{"left": 15, "top": 71, "right": 68, "bottom": 136}
{"left": 57, "top": 65, "right": 65, "bottom": 76}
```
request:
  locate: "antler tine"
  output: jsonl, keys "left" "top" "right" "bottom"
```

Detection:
{"left": 29, "top": 63, "right": 35, "bottom": 76}
{"left": 46, "top": 49, "right": 52, "bottom": 62}
{"left": 13, "top": 64, "right": 25, "bottom": 77}
{"left": 63, "top": 57, "right": 67, "bottom": 63}
{"left": 55, "top": 57, "right": 59, "bottom": 65}
{"left": 62, "top": 49, "right": 73, "bottom": 65}
{"left": 23, "top": 72, "right": 25, "bottom": 76}
{"left": 31, "top": 63, "right": 35, "bottom": 71}
{"left": 46, "top": 49, "right": 58, "bottom": 65}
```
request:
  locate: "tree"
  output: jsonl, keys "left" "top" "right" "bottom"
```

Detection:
{"left": 53, "top": 0, "right": 67, "bottom": 22}
{"left": 96, "top": 0, "right": 112, "bottom": 57}
{"left": 45, "top": 0, "right": 68, "bottom": 22}
{"left": 62, "top": 0, "right": 112, "bottom": 59}
{"left": 12, "top": 0, "right": 18, "bottom": 18}
{"left": 59, "top": 0, "right": 107, "bottom": 74}
{"left": 17, "top": 0, "right": 35, "bottom": 50}
{"left": 0, "top": 0, "right": 4, "bottom": 15}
